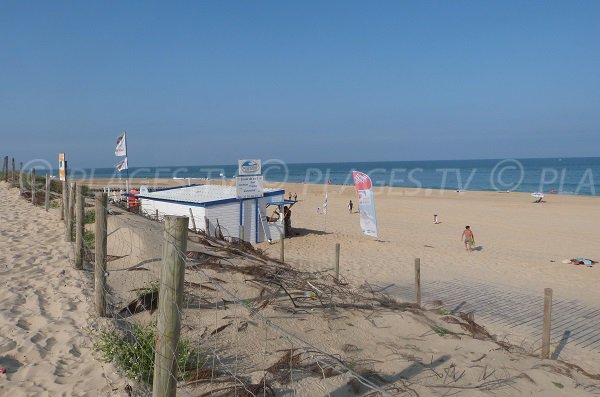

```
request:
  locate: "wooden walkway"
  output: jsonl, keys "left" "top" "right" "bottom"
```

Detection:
{"left": 383, "top": 279, "right": 600, "bottom": 357}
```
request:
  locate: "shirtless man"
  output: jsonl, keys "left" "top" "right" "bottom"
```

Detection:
{"left": 461, "top": 226, "right": 475, "bottom": 252}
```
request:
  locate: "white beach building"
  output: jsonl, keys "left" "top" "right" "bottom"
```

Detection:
{"left": 135, "top": 184, "right": 287, "bottom": 243}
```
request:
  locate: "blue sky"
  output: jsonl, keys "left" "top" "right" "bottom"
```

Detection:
{"left": 1, "top": 1, "right": 599, "bottom": 167}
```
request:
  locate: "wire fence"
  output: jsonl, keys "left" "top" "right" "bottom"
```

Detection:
{"left": 3, "top": 159, "right": 600, "bottom": 397}
{"left": 67, "top": 185, "right": 408, "bottom": 396}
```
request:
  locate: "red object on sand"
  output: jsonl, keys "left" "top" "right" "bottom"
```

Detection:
{"left": 0, "top": 367, "right": 7, "bottom": 374}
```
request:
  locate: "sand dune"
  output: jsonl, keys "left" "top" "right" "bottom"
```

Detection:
{"left": 0, "top": 182, "right": 125, "bottom": 396}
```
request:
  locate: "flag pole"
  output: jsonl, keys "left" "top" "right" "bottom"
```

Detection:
{"left": 124, "top": 131, "right": 130, "bottom": 206}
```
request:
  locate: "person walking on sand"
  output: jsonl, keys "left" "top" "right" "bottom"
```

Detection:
{"left": 461, "top": 226, "right": 475, "bottom": 252}
{"left": 348, "top": 200, "right": 353, "bottom": 214}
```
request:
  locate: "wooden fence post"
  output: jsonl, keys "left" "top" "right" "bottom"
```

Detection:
{"left": 61, "top": 181, "right": 66, "bottom": 220}
{"left": 45, "top": 174, "right": 50, "bottom": 211}
{"left": 69, "top": 182, "right": 76, "bottom": 236}
{"left": 67, "top": 182, "right": 76, "bottom": 242}
{"left": 95, "top": 193, "right": 108, "bottom": 317}
{"left": 415, "top": 258, "right": 422, "bottom": 307}
{"left": 75, "top": 185, "right": 84, "bottom": 269}
{"left": 189, "top": 208, "right": 197, "bottom": 232}
{"left": 18, "top": 162, "right": 23, "bottom": 195}
{"left": 334, "top": 243, "right": 340, "bottom": 282}
{"left": 155, "top": 209, "right": 159, "bottom": 221}
{"left": 3, "top": 156, "right": 7, "bottom": 181}
{"left": 64, "top": 183, "right": 71, "bottom": 241}
{"left": 541, "top": 288, "right": 553, "bottom": 359}
{"left": 11, "top": 158, "right": 15, "bottom": 185}
{"left": 204, "top": 216, "right": 209, "bottom": 235}
{"left": 31, "top": 168, "right": 36, "bottom": 205}
{"left": 152, "top": 215, "right": 188, "bottom": 397}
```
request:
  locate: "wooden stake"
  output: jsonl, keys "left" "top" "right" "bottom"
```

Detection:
{"left": 204, "top": 216, "right": 209, "bottom": 235}
{"left": 31, "top": 168, "right": 36, "bottom": 205}
{"left": 95, "top": 193, "right": 108, "bottom": 317}
{"left": 2, "top": 156, "right": 7, "bottom": 181}
{"left": 152, "top": 215, "right": 188, "bottom": 397}
{"left": 11, "top": 158, "right": 15, "bottom": 185}
{"left": 155, "top": 209, "right": 159, "bottom": 221}
{"left": 189, "top": 208, "right": 197, "bottom": 232}
{"left": 61, "top": 181, "right": 66, "bottom": 220}
{"left": 541, "top": 288, "right": 553, "bottom": 359}
{"left": 415, "top": 258, "right": 422, "bottom": 307}
{"left": 64, "top": 182, "right": 70, "bottom": 241}
{"left": 18, "top": 162, "right": 23, "bottom": 195}
{"left": 334, "top": 243, "right": 340, "bottom": 282}
{"left": 68, "top": 182, "right": 76, "bottom": 242}
{"left": 69, "top": 182, "right": 77, "bottom": 241}
{"left": 75, "top": 185, "right": 84, "bottom": 269}
{"left": 45, "top": 174, "right": 50, "bottom": 211}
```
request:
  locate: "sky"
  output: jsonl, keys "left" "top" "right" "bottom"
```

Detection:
{"left": 1, "top": 0, "right": 599, "bottom": 168}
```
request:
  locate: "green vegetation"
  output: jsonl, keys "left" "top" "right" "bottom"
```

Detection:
{"left": 94, "top": 324, "right": 204, "bottom": 384}
{"left": 84, "top": 210, "right": 95, "bottom": 224}
{"left": 136, "top": 281, "right": 160, "bottom": 299}
{"left": 553, "top": 382, "right": 564, "bottom": 389}
{"left": 431, "top": 325, "right": 450, "bottom": 337}
{"left": 436, "top": 308, "right": 450, "bottom": 315}
{"left": 83, "top": 229, "right": 95, "bottom": 249}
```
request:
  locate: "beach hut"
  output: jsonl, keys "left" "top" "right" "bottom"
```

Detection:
{"left": 134, "top": 184, "right": 286, "bottom": 243}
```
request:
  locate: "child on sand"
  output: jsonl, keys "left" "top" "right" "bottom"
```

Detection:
{"left": 461, "top": 226, "right": 475, "bottom": 252}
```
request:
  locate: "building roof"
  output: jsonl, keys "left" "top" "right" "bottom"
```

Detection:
{"left": 135, "top": 184, "right": 285, "bottom": 207}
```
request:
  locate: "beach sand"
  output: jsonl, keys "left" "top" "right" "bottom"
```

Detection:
{"left": 258, "top": 182, "right": 600, "bottom": 370}
{"left": 85, "top": 178, "right": 600, "bottom": 368}
{"left": 0, "top": 182, "right": 124, "bottom": 396}
{"left": 3, "top": 176, "right": 600, "bottom": 395}
{"left": 260, "top": 182, "right": 600, "bottom": 305}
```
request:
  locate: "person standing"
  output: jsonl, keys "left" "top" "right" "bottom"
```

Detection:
{"left": 293, "top": 193, "right": 297, "bottom": 201}
{"left": 461, "top": 226, "right": 475, "bottom": 252}
{"left": 348, "top": 200, "right": 353, "bottom": 214}
{"left": 283, "top": 206, "right": 292, "bottom": 236}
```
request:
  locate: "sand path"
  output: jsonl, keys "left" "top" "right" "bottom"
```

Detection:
{"left": 0, "top": 183, "right": 124, "bottom": 396}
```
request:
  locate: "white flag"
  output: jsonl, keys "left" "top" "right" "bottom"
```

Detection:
{"left": 115, "top": 132, "right": 127, "bottom": 156}
{"left": 115, "top": 157, "right": 128, "bottom": 171}
{"left": 322, "top": 193, "right": 328, "bottom": 214}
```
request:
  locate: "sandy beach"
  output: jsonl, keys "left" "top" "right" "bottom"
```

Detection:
{"left": 84, "top": 177, "right": 600, "bottom": 304}
{"left": 262, "top": 182, "right": 600, "bottom": 304}
{"left": 2, "top": 176, "right": 600, "bottom": 396}
{"left": 84, "top": 178, "right": 600, "bottom": 371}
{"left": 0, "top": 182, "right": 125, "bottom": 396}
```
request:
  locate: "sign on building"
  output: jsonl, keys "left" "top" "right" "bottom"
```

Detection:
{"left": 238, "top": 159, "right": 261, "bottom": 176}
{"left": 236, "top": 175, "right": 264, "bottom": 199}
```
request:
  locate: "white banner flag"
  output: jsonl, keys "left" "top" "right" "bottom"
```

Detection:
{"left": 353, "top": 171, "right": 378, "bottom": 238}
{"left": 115, "top": 157, "right": 128, "bottom": 171}
{"left": 115, "top": 132, "right": 127, "bottom": 156}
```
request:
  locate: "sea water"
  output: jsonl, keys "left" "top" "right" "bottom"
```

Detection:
{"left": 67, "top": 157, "right": 600, "bottom": 196}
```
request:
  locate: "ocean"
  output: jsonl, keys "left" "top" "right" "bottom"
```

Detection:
{"left": 66, "top": 157, "right": 600, "bottom": 196}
